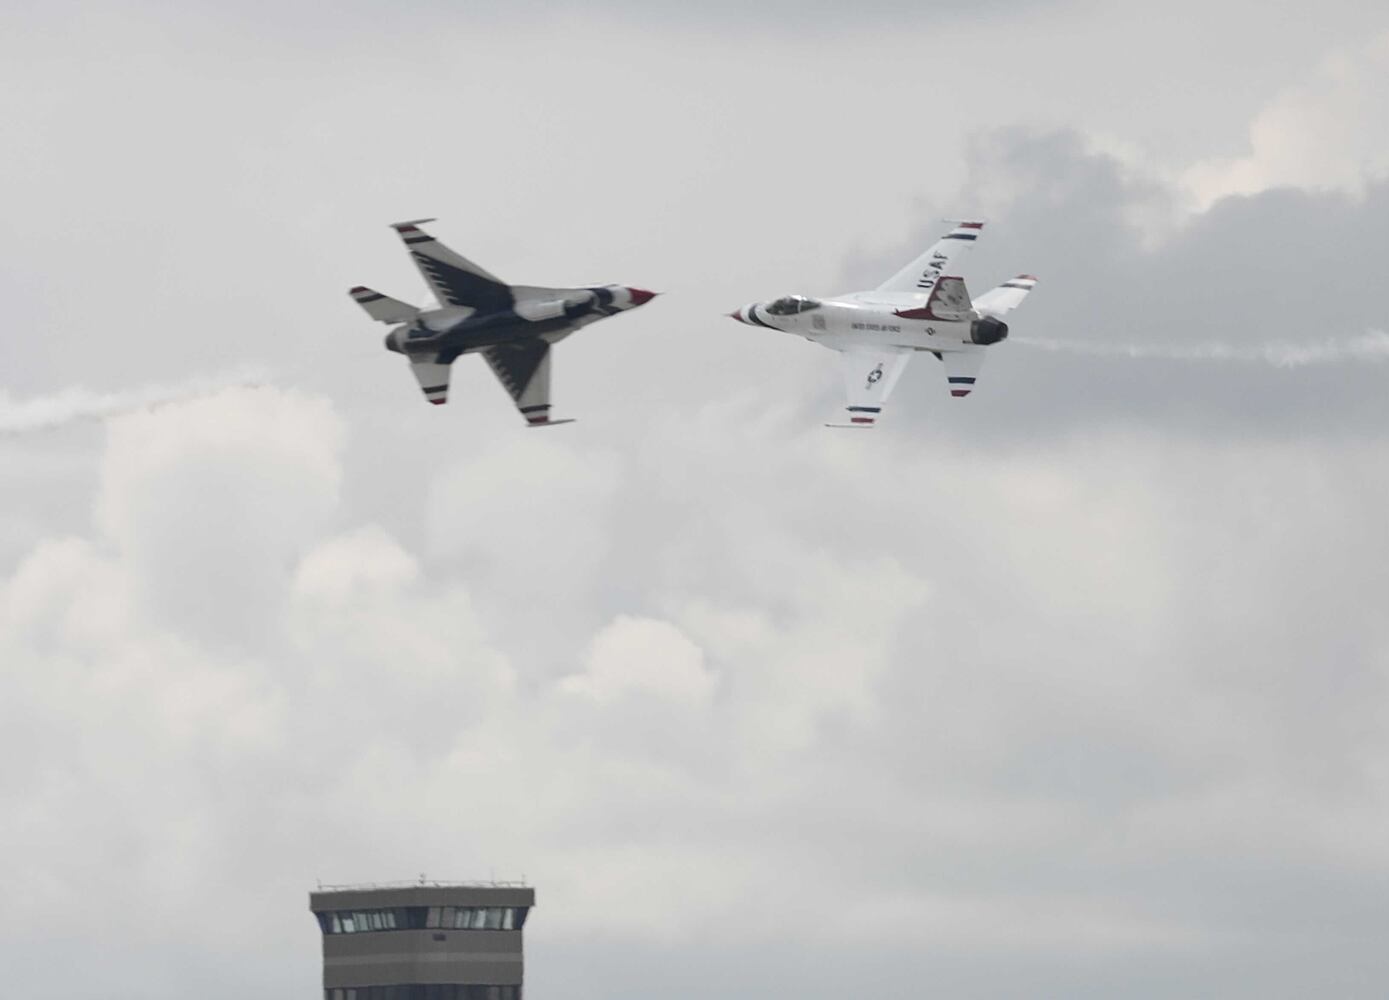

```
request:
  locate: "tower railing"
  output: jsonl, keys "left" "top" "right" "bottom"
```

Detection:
{"left": 315, "top": 878, "right": 530, "bottom": 892}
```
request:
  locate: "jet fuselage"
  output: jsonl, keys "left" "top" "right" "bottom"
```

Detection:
{"left": 730, "top": 292, "right": 1006, "bottom": 355}
{"left": 386, "top": 285, "right": 654, "bottom": 363}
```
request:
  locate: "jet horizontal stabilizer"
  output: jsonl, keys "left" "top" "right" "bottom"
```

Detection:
{"left": 350, "top": 286, "right": 420, "bottom": 324}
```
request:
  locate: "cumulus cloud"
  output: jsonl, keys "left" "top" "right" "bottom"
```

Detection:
{"left": 560, "top": 616, "right": 715, "bottom": 707}
{"left": 1184, "top": 33, "right": 1389, "bottom": 207}
{"left": 5, "top": 377, "right": 1388, "bottom": 1000}
{"left": 93, "top": 386, "right": 344, "bottom": 646}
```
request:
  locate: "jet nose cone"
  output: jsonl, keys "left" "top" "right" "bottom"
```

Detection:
{"left": 728, "top": 308, "right": 746, "bottom": 324}
{"left": 626, "top": 287, "right": 658, "bottom": 306}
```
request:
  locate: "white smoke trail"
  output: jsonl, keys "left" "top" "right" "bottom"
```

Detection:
{"left": 1016, "top": 330, "right": 1389, "bottom": 368}
{"left": 0, "top": 368, "right": 270, "bottom": 435}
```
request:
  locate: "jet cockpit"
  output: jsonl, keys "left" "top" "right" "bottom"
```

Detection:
{"left": 764, "top": 295, "right": 823, "bottom": 316}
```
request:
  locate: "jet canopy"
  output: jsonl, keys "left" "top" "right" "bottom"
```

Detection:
{"left": 765, "top": 295, "right": 823, "bottom": 316}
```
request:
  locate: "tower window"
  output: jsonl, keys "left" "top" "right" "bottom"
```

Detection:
{"left": 320, "top": 905, "right": 528, "bottom": 934}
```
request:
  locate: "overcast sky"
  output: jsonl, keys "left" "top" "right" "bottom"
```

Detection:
{"left": 4, "top": 2, "right": 1389, "bottom": 998}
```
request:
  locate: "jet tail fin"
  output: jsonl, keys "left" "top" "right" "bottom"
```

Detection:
{"left": 349, "top": 286, "right": 420, "bottom": 324}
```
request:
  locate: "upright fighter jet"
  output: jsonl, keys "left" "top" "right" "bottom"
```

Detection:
{"left": 350, "top": 220, "right": 657, "bottom": 425}
{"left": 730, "top": 222, "right": 1037, "bottom": 427}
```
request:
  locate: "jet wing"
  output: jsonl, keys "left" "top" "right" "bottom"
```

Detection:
{"left": 972, "top": 274, "right": 1039, "bottom": 318}
{"left": 940, "top": 350, "right": 985, "bottom": 398}
{"left": 409, "top": 356, "right": 452, "bottom": 405}
{"left": 481, "top": 339, "right": 572, "bottom": 427}
{"left": 827, "top": 348, "right": 913, "bottom": 427}
{"left": 391, "top": 220, "right": 515, "bottom": 312}
{"left": 876, "top": 221, "right": 985, "bottom": 295}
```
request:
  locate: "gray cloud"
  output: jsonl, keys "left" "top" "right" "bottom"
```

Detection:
{"left": 836, "top": 129, "right": 1389, "bottom": 438}
{"left": 9, "top": 384, "right": 1388, "bottom": 999}
{"left": 3, "top": 5, "right": 1389, "bottom": 1000}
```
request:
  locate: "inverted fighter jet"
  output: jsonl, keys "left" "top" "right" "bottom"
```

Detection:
{"left": 350, "top": 220, "right": 656, "bottom": 425}
{"left": 730, "top": 222, "right": 1037, "bottom": 427}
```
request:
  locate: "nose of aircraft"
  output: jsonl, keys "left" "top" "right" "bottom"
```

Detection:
{"left": 727, "top": 307, "right": 751, "bottom": 325}
{"left": 626, "top": 287, "right": 658, "bottom": 306}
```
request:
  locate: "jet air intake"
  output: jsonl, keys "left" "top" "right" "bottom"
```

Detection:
{"left": 970, "top": 317, "right": 1009, "bottom": 346}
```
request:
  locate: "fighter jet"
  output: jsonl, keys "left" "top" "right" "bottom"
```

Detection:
{"left": 350, "top": 220, "right": 657, "bottom": 425}
{"left": 729, "top": 221, "right": 1037, "bottom": 427}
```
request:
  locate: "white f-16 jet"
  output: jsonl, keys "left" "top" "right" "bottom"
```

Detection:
{"left": 730, "top": 222, "right": 1037, "bottom": 427}
{"left": 351, "top": 220, "right": 656, "bottom": 425}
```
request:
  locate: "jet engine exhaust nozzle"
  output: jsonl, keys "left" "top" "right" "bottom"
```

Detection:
{"left": 970, "top": 317, "right": 1010, "bottom": 346}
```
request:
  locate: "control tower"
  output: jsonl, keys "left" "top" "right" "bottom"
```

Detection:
{"left": 310, "top": 881, "right": 535, "bottom": 1000}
